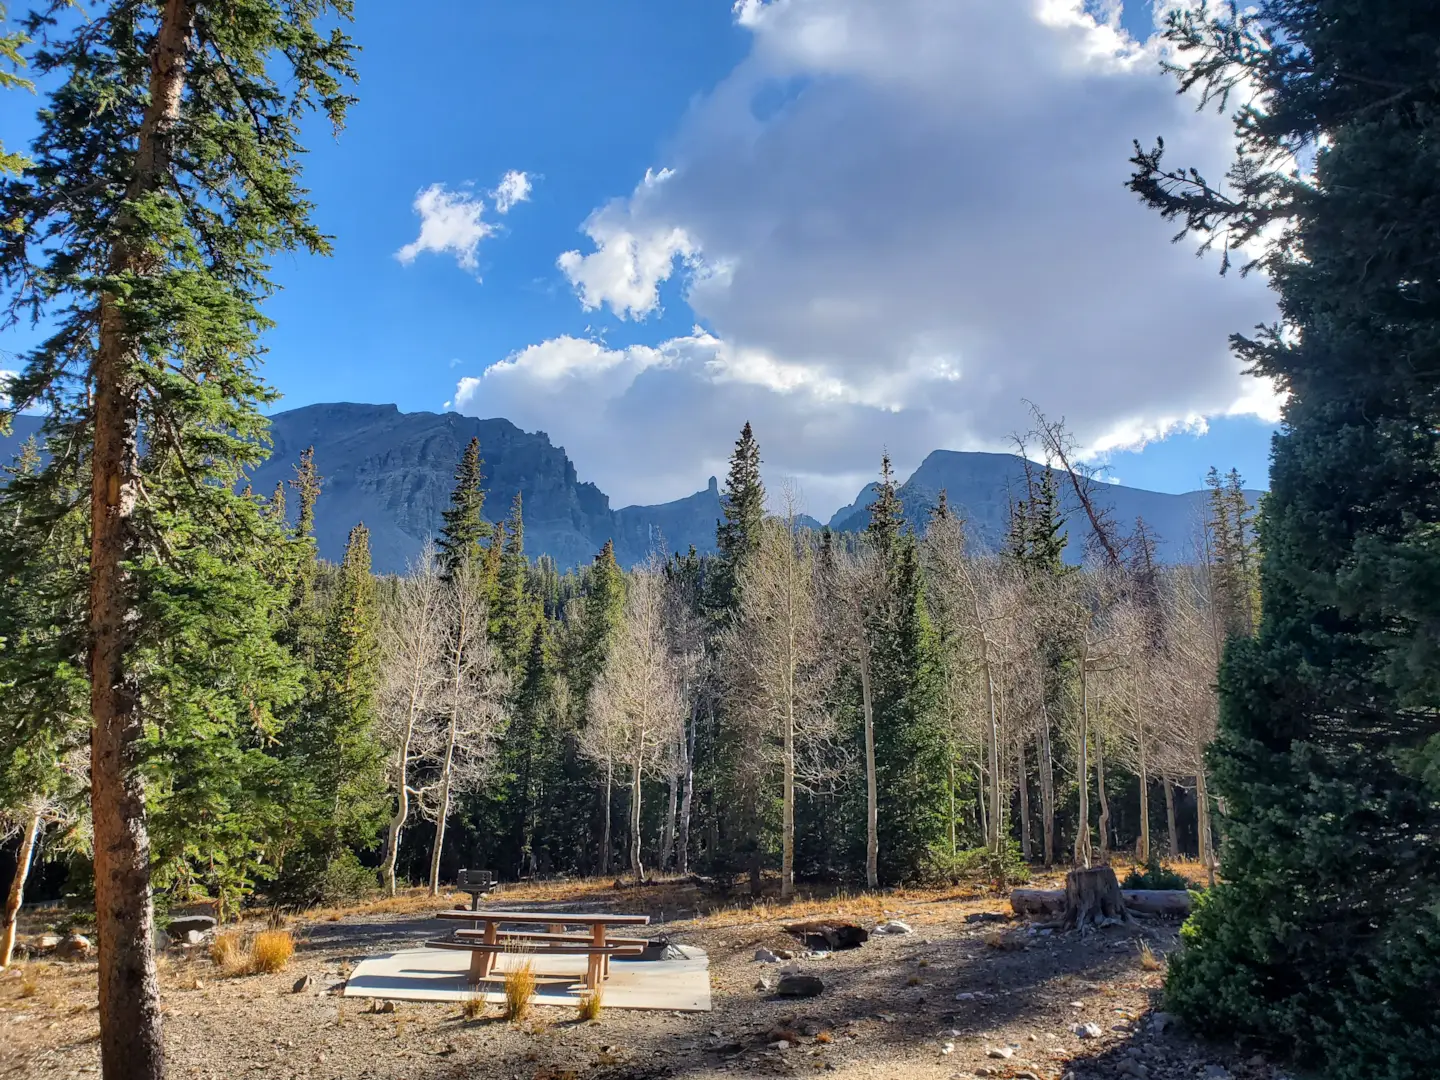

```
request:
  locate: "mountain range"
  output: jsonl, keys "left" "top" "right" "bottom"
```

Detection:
{"left": 0, "top": 403, "right": 1256, "bottom": 573}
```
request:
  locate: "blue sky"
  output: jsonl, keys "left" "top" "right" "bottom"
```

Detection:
{"left": 0, "top": 1, "right": 1280, "bottom": 515}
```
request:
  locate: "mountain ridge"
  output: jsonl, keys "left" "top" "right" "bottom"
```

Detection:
{"left": 0, "top": 404, "right": 1257, "bottom": 573}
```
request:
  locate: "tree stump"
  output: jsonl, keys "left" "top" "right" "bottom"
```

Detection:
{"left": 1063, "top": 865, "right": 1133, "bottom": 931}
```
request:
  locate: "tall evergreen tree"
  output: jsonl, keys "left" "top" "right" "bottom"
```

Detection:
{"left": 862, "top": 456, "right": 947, "bottom": 882}
{"left": 0, "top": 5, "right": 356, "bottom": 1075}
{"left": 1131, "top": 4, "right": 1440, "bottom": 1075}
{"left": 437, "top": 437, "right": 490, "bottom": 578}
{"left": 712, "top": 422, "right": 765, "bottom": 616}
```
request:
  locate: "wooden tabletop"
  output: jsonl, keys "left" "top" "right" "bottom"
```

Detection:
{"left": 434, "top": 909, "right": 650, "bottom": 925}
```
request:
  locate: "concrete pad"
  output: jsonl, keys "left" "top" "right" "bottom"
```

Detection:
{"left": 343, "top": 945, "right": 711, "bottom": 1012}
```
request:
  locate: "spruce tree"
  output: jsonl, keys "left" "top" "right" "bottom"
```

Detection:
{"left": 437, "top": 437, "right": 491, "bottom": 578}
{"left": 712, "top": 422, "right": 765, "bottom": 615}
{"left": 862, "top": 456, "right": 947, "bottom": 882}
{"left": 1131, "top": 4, "right": 1440, "bottom": 1074}
{"left": 0, "top": 5, "right": 356, "bottom": 1074}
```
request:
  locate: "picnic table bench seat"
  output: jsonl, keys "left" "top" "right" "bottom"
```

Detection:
{"left": 425, "top": 938, "right": 637, "bottom": 988}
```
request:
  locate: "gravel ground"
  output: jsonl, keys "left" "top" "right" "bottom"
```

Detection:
{"left": 1, "top": 881, "right": 1301, "bottom": 1080}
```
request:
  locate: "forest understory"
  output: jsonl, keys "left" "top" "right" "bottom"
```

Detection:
{"left": 1, "top": 870, "right": 1302, "bottom": 1080}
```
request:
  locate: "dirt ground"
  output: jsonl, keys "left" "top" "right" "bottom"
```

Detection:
{"left": 1, "top": 870, "right": 1299, "bottom": 1080}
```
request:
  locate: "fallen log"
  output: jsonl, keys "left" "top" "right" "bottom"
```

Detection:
{"left": 1010, "top": 887, "right": 1192, "bottom": 918}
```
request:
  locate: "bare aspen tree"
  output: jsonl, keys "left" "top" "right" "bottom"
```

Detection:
{"left": 582, "top": 564, "right": 685, "bottom": 881}
{"left": 378, "top": 549, "right": 445, "bottom": 896}
{"left": 662, "top": 560, "right": 707, "bottom": 875}
{"left": 1, "top": 788, "right": 81, "bottom": 969}
{"left": 721, "top": 490, "right": 835, "bottom": 898}
{"left": 923, "top": 514, "right": 1026, "bottom": 853}
{"left": 423, "top": 562, "right": 510, "bottom": 895}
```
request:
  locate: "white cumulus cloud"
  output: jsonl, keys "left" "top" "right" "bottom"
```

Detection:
{"left": 463, "top": 0, "right": 1282, "bottom": 513}
{"left": 492, "top": 170, "right": 533, "bottom": 214}
{"left": 396, "top": 171, "right": 534, "bottom": 275}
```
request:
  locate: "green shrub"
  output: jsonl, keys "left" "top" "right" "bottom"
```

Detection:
{"left": 1122, "top": 856, "right": 1197, "bottom": 891}
{"left": 924, "top": 841, "right": 1030, "bottom": 887}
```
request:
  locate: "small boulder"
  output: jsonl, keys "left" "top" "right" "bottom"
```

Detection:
{"left": 776, "top": 972, "right": 824, "bottom": 998}
{"left": 1073, "top": 1021, "right": 1103, "bottom": 1039}
{"left": 36, "top": 933, "right": 62, "bottom": 951}
{"left": 56, "top": 933, "right": 93, "bottom": 960}
{"left": 292, "top": 974, "right": 314, "bottom": 994}
{"left": 874, "top": 920, "right": 913, "bottom": 935}
{"left": 378, "top": 1000, "right": 396, "bottom": 1014}
{"left": 755, "top": 975, "right": 774, "bottom": 992}
{"left": 987, "top": 1046, "right": 1015, "bottom": 1059}
{"left": 754, "top": 948, "right": 779, "bottom": 963}
{"left": 167, "top": 915, "right": 216, "bottom": 938}
{"left": 185, "top": 930, "right": 206, "bottom": 946}
{"left": 1149, "top": 1011, "right": 1173, "bottom": 1035}
{"left": 152, "top": 929, "right": 172, "bottom": 952}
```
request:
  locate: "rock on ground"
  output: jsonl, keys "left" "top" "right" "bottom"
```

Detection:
{"left": 775, "top": 972, "right": 824, "bottom": 997}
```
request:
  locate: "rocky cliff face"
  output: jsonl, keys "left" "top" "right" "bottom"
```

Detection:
{"left": 251, "top": 403, "right": 728, "bottom": 573}
{"left": 0, "top": 408, "right": 1257, "bottom": 572}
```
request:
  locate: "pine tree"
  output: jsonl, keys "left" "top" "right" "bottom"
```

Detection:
{"left": 1131, "top": 4, "right": 1440, "bottom": 1074}
{"left": 0, "top": 5, "right": 356, "bottom": 1073}
{"left": 494, "top": 492, "right": 532, "bottom": 671}
{"left": 712, "top": 422, "right": 765, "bottom": 616}
{"left": 437, "top": 437, "right": 491, "bottom": 578}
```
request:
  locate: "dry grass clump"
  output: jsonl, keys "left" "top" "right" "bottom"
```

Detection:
{"left": 575, "top": 984, "right": 604, "bottom": 1021}
{"left": 209, "top": 931, "right": 248, "bottom": 975}
{"left": 1137, "top": 939, "right": 1165, "bottom": 971}
{"left": 503, "top": 958, "right": 536, "bottom": 1022}
{"left": 250, "top": 929, "right": 294, "bottom": 973}
{"left": 462, "top": 991, "right": 486, "bottom": 1021}
{"left": 18, "top": 967, "right": 40, "bottom": 998}
{"left": 209, "top": 928, "right": 295, "bottom": 976}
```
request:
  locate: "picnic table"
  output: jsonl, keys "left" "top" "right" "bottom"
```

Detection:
{"left": 428, "top": 908, "right": 651, "bottom": 990}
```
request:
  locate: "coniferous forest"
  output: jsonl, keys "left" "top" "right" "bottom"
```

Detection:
{"left": 0, "top": 3, "right": 1437, "bottom": 1080}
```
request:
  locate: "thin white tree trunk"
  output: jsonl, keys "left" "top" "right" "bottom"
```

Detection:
{"left": 1196, "top": 768, "right": 1216, "bottom": 886}
{"left": 1096, "top": 725, "right": 1111, "bottom": 858}
{"left": 1137, "top": 718, "right": 1150, "bottom": 865}
{"left": 859, "top": 644, "right": 878, "bottom": 890}
{"left": 1039, "top": 710, "right": 1056, "bottom": 867}
{"left": 629, "top": 751, "right": 645, "bottom": 881}
{"left": 661, "top": 770, "right": 677, "bottom": 871}
{"left": 677, "top": 702, "right": 696, "bottom": 874}
{"left": 1, "top": 811, "right": 42, "bottom": 969}
{"left": 1164, "top": 779, "right": 1179, "bottom": 857}
{"left": 601, "top": 757, "right": 613, "bottom": 876}
{"left": 1074, "top": 648, "right": 1093, "bottom": 868}
{"left": 1017, "top": 742, "right": 1032, "bottom": 861}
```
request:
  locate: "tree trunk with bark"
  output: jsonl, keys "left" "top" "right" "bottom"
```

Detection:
{"left": 1061, "top": 865, "right": 1133, "bottom": 931}
{"left": 1136, "top": 723, "right": 1150, "bottom": 865}
{"left": 90, "top": 5, "right": 196, "bottom": 1076}
{"left": 781, "top": 691, "right": 796, "bottom": 898}
{"left": 1, "top": 811, "right": 42, "bottom": 970}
